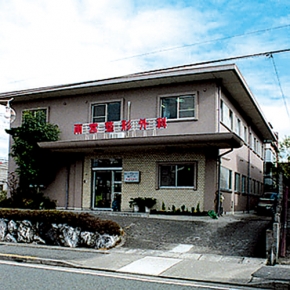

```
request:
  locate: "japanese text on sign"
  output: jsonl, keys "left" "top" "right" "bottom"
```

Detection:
{"left": 74, "top": 117, "right": 167, "bottom": 135}
{"left": 124, "top": 171, "right": 140, "bottom": 183}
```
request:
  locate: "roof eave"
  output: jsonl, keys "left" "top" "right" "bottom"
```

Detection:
{"left": 38, "top": 132, "right": 243, "bottom": 153}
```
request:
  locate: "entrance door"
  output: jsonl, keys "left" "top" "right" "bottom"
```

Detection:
{"left": 92, "top": 170, "right": 122, "bottom": 209}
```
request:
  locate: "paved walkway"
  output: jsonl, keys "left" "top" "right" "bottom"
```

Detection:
{"left": 0, "top": 212, "right": 288, "bottom": 288}
{"left": 0, "top": 242, "right": 289, "bottom": 289}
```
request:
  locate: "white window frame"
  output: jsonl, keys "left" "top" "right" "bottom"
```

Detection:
{"left": 91, "top": 100, "right": 122, "bottom": 123}
{"left": 159, "top": 92, "right": 198, "bottom": 120}
{"left": 22, "top": 107, "right": 49, "bottom": 123}
{"left": 220, "top": 100, "right": 233, "bottom": 130}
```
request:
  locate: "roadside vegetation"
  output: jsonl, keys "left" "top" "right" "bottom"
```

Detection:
{"left": 1, "top": 110, "right": 60, "bottom": 209}
{"left": 0, "top": 209, "right": 121, "bottom": 235}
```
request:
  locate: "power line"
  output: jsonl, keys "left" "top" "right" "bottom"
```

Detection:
{"left": 268, "top": 54, "right": 290, "bottom": 121}
{"left": 112, "top": 24, "right": 290, "bottom": 62}
{"left": 127, "top": 48, "right": 290, "bottom": 76}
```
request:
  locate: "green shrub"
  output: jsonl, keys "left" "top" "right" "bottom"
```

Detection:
{"left": 0, "top": 209, "right": 121, "bottom": 236}
{"left": 0, "top": 191, "right": 7, "bottom": 203}
{"left": 0, "top": 190, "right": 56, "bottom": 210}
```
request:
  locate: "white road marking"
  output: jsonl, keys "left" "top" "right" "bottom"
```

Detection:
{"left": 170, "top": 244, "right": 193, "bottom": 253}
{"left": 119, "top": 256, "right": 182, "bottom": 275}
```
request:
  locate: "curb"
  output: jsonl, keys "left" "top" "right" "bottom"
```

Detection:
{"left": 0, "top": 252, "right": 78, "bottom": 268}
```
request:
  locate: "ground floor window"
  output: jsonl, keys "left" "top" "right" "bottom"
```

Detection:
{"left": 241, "top": 175, "right": 247, "bottom": 193}
{"left": 220, "top": 166, "right": 232, "bottom": 191}
{"left": 159, "top": 162, "right": 197, "bottom": 188}
{"left": 234, "top": 172, "right": 240, "bottom": 192}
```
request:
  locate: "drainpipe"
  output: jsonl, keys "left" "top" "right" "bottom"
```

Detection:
{"left": 247, "top": 126, "right": 251, "bottom": 213}
{"left": 217, "top": 85, "right": 221, "bottom": 133}
{"left": 127, "top": 101, "right": 131, "bottom": 120}
{"left": 65, "top": 164, "right": 70, "bottom": 210}
{"left": 217, "top": 148, "right": 233, "bottom": 216}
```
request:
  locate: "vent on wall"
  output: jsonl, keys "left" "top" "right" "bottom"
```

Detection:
{"left": 108, "top": 132, "right": 126, "bottom": 139}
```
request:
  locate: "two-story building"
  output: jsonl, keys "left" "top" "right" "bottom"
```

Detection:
{"left": 1, "top": 64, "right": 277, "bottom": 214}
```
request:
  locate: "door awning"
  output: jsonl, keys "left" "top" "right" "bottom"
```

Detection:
{"left": 38, "top": 132, "right": 243, "bottom": 153}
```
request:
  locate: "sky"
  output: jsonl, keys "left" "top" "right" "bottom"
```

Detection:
{"left": 0, "top": 0, "right": 289, "bottom": 159}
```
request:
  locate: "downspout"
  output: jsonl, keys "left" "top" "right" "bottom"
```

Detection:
{"left": 127, "top": 101, "right": 131, "bottom": 138}
{"left": 217, "top": 148, "right": 233, "bottom": 216}
{"left": 127, "top": 101, "right": 131, "bottom": 120}
{"left": 217, "top": 85, "right": 221, "bottom": 133}
{"left": 247, "top": 126, "right": 251, "bottom": 213}
{"left": 65, "top": 164, "right": 70, "bottom": 210}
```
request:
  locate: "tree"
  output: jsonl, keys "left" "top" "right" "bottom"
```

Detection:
{"left": 5, "top": 110, "right": 60, "bottom": 207}
{"left": 278, "top": 137, "right": 290, "bottom": 176}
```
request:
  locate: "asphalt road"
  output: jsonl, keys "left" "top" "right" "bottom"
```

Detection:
{"left": 94, "top": 212, "right": 272, "bottom": 258}
{"left": 0, "top": 260, "right": 257, "bottom": 290}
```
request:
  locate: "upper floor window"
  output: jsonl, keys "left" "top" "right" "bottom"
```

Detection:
{"left": 22, "top": 108, "right": 48, "bottom": 124}
{"left": 92, "top": 102, "right": 121, "bottom": 123}
{"left": 265, "top": 148, "right": 276, "bottom": 163}
{"left": 235, "top": 117, "right": 241, "bottom": 136}
{"left": 254, "top": 137, "right": 257, "bottom": 152}
{"left": 220, "top": 100, "right": 233, "bottom": 130}
{"left": 161, "top": 94, "right": 196, "bottom": 120}
{"left": 243, "top": 126, "right": 248, "bottom": 143}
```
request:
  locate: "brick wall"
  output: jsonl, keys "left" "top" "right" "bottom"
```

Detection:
{"left": 122, "top": 150, "right": 206, "bottom": 212}
{"left": 82, "top": 150, "right": 206, "bottom": 212}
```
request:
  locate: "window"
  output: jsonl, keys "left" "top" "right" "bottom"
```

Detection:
{"left": 249, "top": 133, "right": 253, "bottom": 149}
{"left": 22, "top": 108, "right": 48, "bottom": 124}
{"left": 243, "top": 126, "right": 248, "bottom": 143}
{"left": 159, "top": 163, "right": 196, "bottom": 188}
{"left": 257, "top": 141, "right": 262, "bottom": 156}
{"left": 242, "top": 175, "right": 247, "bottom": 193}
{"left": 92, "top": 159, "right": 122, "bottom": 168}
{"left": 220, "top": 166, "right": 232, "bottom": 191}
{"left": 161, "top": 94, "right": 196, "bottom": 119}
{"left": 92, "top": 102, "right": 121, "bottom": 123}
{"left": 234, "top": 173, "right": 240, "bottom": 192}
{"left": 249, "top": 178, "right": 253, "bottom": 194}
{"left": 229, "top": 110, "right": 233, "bottom": 130}
{"left": 254, "top": 137, "right": 257, "bottom": 152}
{"left": 235, "top": 118, "right": 241, "bottom": 136}
{"left": 220, "top": 100, "right": 233, "bottom": 130}
{"left": 251, "top": 179, "right": 255, "bottom": 194}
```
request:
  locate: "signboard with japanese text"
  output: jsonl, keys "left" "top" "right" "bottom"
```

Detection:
{"left": 124, "top": 171, "right": 140, "bottom": 183}
{"left": 73, "top": 117, "right": 167, "bottom": 136}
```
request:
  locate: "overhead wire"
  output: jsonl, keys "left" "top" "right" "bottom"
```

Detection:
{"left": 268, "top": 54, "right": 290, "bottom": 121}
{"left": 111, "top": 24, "right": 290, "bottom": 62}
{"left": 126, "top": 48, "right": 290, "bottom": 76}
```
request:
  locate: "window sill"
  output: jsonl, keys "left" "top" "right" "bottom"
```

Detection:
{"left": 220, "top": 189, "right": 232, "bottom": 193}
{"left": 166, "top": 118, "right": 198, "bottom": 122}
{"left": 159, "top": 186, "right": 196, "bottom": 190}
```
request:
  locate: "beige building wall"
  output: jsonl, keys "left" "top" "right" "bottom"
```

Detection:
{"left": 12, "top": 81, "right": 219, "bottom": 143}
{"left": 81, "top": 149, "right": 206, "bottom": 212}
{"left": 45, "top": 155, "right": 84, "bottom": 210}
{"left": 218, "top": 90, "right": 265, "bottom": 213}
{"left": 7, "top": 66, "right": 274, "bottom": 214}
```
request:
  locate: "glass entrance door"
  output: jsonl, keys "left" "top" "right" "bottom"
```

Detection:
{"left": 93, "top": 170, "right": 122, "bottom": 209}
